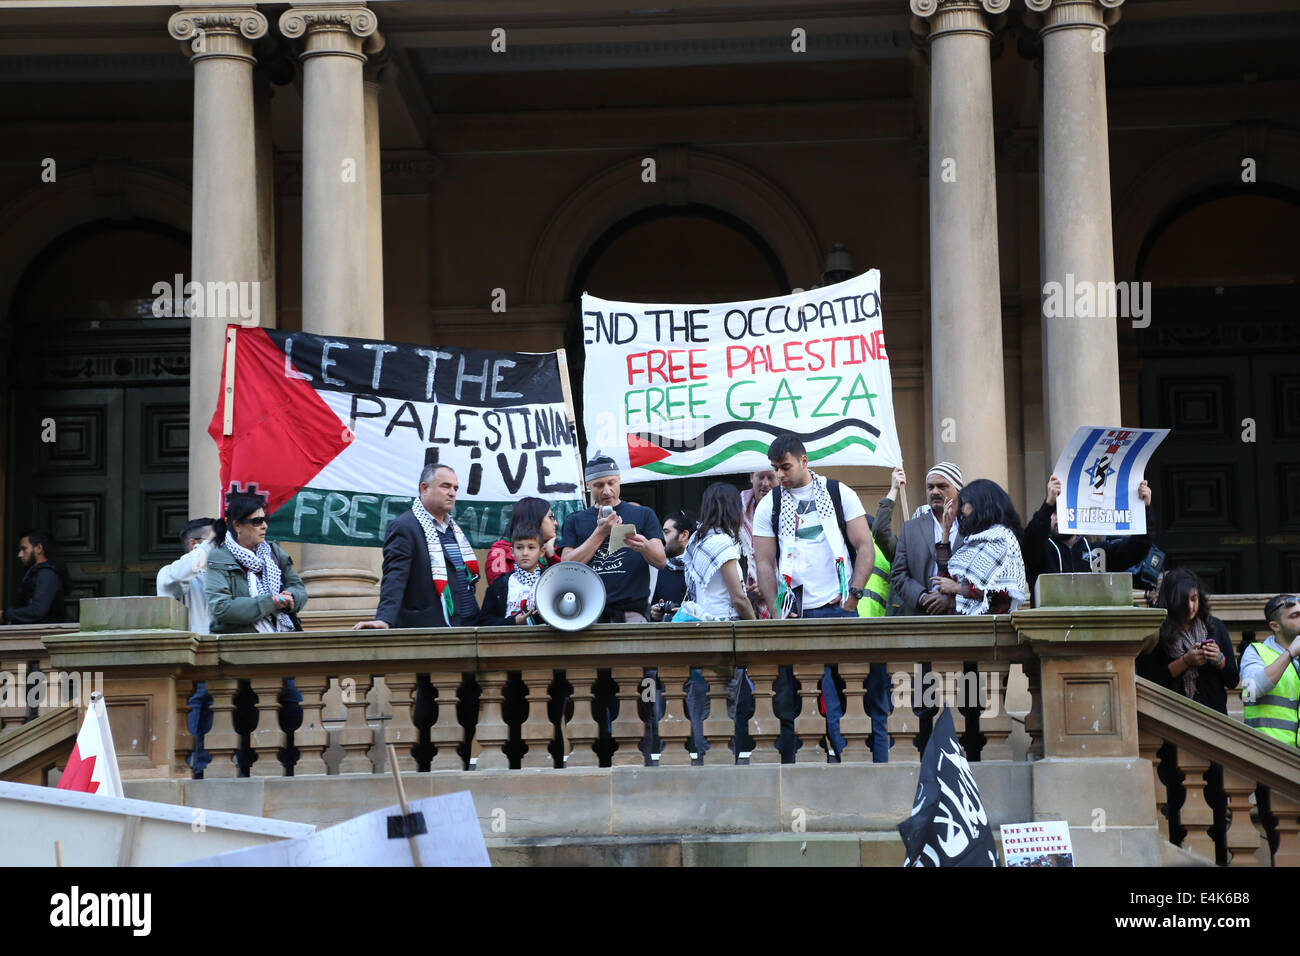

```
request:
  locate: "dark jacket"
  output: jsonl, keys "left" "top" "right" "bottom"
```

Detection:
{"left": 375, "top": 509, "right": 479, "bottom": 628}
{"left": 205, "top": 541, "right": 307, "bottom": 634}
{"left": 873, "top": 497, "right": 899, "bottom": 563}
{"left": 478, "top": 574, "right": 524, "bottom": 626}
{"left": 887, "top": 511, "right": 964, "bottom": 616}
{"left": 1023, "top": 499, "right": 1150, "bottom": 594}
{"left": 1136, "top": 616, "right": 1238, "bottom": 716}
{"left": 4, "top": 561, "right": 70, "bottom": 625}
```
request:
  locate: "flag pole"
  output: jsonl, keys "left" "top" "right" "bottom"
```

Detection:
{"left": 554, "top": 348, "right": 591, "bottom": 508}
{"left": 385, "top": 744, "right": 422, "bottom": 868}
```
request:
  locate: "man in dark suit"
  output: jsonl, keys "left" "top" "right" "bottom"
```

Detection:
{"left": 887, "top": 462, "right": 965, "bottom": 616}
{"left": 354, "top": 464, "right": 480, "bottom": 629}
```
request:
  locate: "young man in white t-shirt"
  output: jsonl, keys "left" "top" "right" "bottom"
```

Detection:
{"left": 753, "top": 434, "right": 891, "bottom": 762}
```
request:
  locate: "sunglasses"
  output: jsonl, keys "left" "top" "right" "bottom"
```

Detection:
{"left": 240, "top": 516, "right": 268, "bottom": 526}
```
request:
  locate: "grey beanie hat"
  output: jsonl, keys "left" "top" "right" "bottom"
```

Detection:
{"left": 584, "top": 452, "right": 619, "bottom": 482}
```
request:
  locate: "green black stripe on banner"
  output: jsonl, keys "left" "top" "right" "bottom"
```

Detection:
{"left": 266, "top": 487, "right": 584, "bottom": 549}
{"left": 638, "top": 433, "right": 878, "bottom": 477}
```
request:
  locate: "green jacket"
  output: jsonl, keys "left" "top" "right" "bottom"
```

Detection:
{"left": 205, "top": 542, "right": 308, "bottom": 634}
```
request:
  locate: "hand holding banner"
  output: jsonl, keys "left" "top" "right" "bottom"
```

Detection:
{"left": 1052, "top": 426, "right": 1168, "bottom": 536}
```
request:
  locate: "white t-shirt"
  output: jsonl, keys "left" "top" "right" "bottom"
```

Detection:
{"left": 753, "top": 480, "right": 866, "bottom": 610}
{"left": 696, "top": 561, "right": 737, "bottom": 619}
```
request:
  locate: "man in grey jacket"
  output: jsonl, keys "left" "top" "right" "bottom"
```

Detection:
{"left": 887, "top": 462, "right": 965, "bottom": 616}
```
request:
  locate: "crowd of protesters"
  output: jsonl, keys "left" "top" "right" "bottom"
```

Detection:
{"left": 9, "top": 430, "right": 1300, "bottom": 761}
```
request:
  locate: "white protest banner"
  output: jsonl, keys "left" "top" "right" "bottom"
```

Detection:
{"left": 999, "top": 820, "right": 1075, "bottom": 867}
{"left": 1052, "top": 425, "right": 1169, "bottom": 536}
{"left": 209, "top": 327, "right": 584, "bottom": 548}
{"left": 580, "top": 270, "right": 904, "bottom": 483}
{"left": 179, "top": 790, "right": 490, "bottom": 867}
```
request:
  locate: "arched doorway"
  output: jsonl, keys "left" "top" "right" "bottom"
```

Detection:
{"left": 1136, "top": 187, "right": 1300, "bottom": 593}
{"left": 5, "top": 220, "right": 191, "bottom": 614}
{"left": 566, "top": 204, "right": 789, "bottom": 518}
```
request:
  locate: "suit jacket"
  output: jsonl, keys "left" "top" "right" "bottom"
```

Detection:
{"left": 886, "top": 512, "right": 964, "bottom": 616}
{"left": 376, "top": 509, "right": 479, "bottom": 628}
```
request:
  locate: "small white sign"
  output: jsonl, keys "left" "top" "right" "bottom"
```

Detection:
{"left": 999, "top": 820, "right": 1074, "bottom": 867}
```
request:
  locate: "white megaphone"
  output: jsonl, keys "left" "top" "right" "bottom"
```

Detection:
{"left": 533, "top": 561, "right": 607, "bottom": 631}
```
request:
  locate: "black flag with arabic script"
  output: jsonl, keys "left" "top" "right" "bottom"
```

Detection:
{"left": 897, "top": 707, "right": 998, "bottom": 867}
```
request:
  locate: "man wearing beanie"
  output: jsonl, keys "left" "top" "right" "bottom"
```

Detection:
{"left": 559, "top": 452, "right": 666, "bottom": 622}
{"left": 887, "top": 461, "right": 965, "bottom": 615}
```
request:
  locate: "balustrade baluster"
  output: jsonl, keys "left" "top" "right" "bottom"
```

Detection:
{"left": 836, "top": 661, "right": 871, "bottom": 763}
{"left": 610, "top": 666, "right": 649, "bottom": 766}
{"left": 1137, "top": 730, "right": 1171, "bottom": 845}
{"left": 655, "top": 664, "right": 692, "bottom": 767}
{"left": 1177, "top": 751, "right": 1217, "bottom": 861}
{"left": 519, "top": 668, "right": 557, "bottom": 769}
{"left": 473, "top": 671, "right": 511, "bottom": 770}
{"left": 794, "top": 664, "right": 827, "bottom": 763}
{"left": 887, "top": 659, "right": 922, "bottom": 759}
{"left": 1022, "top": 659, "right": 1044, "bottom": 760}
{"left": 1221, "top": 768, "right": 1263, "bottom": 866}
{"left": 975, "top": 662, "right": 1013, "bottom": 760}
{"left": 246, "top": 676, "right": 287, "bottom": 776}
{"left": 428, "top": 672, "right": 465, "bottom": 771}
{"left": 383, "top": 672, "right": 420, "bottom": 772}
{"left": 563, "top": 666, "right": 600, "bottom": 768}
{"left": 338, "top": 675, "right": 374, "bottom": 774}
{"left": 293, "top": 676, "right": 329, "bottom": 775}
{"left": 700, "top": 664, "right": 734, "bottom": 764}
{"left": 744, "top": 662, "right": 780, "bottom": 764}
{"left": 202, "top": 678, "right": 240, "bottom": 778}
{"left": 1268, "top": 792, "right": 1300, "bottom": 867}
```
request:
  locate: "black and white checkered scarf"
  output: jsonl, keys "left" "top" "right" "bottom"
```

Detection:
{"left": 947, "top": 525, "right": 1028, "bottom": 615}
{"left": 683, "top": 529, "right": 740, "bottom": 610}
{"left": 224, "top": 531, "right": 294, "bottom": 632}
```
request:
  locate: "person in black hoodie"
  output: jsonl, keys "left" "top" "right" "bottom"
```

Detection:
{"left": 1137, "top": 567, "right": 1238, "bottom": 863}
{"left": 1023, "top": 473, "right": 1152, "bottom": 595}
{"left": 2, "top": 529, "right": 71, "bottom": 625}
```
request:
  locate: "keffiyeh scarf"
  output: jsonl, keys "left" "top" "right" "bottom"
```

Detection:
{"left": 684, "top": 529, "right": 741, "bottom": 615}
{"left": 507, "top": 566, "right": 542, "bottom": 616}
{"left": 411, "top": 498, "right": 480, "bottom": 622}
{"left": 1163, "top": 618, "right": 1208, "bottom": 700}
{"left": 224, "top": 532, "right": 294, "bottom": 633}
{"left": 947, "top": 525, "right": 1028, "bottom": 615}
{"left": 776, "top": 472, "right": 848, "bottom": 619}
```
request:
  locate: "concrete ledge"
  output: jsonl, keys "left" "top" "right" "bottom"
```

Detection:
{"left": 1035, "top": 572, "right": 1135, "bottom": 609}
{"left": 79, "top": 595, "right": 188, "bottom": 631}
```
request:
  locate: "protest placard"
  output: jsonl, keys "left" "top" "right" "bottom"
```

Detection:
{"left": 209, "top": 327, "right": 584, "bottom": 548}
{"left": 580, "top": 271, "right": 904, "bottom": 483}
{"left": 999, "top": 820, "right": 1075, "bottom": 867}
{"left": 1052, "top": 425, "right": 1169, "bottom": 536}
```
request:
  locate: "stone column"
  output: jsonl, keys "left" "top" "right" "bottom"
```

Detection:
{"left": 279, "top": 4, "right": 381, "bottom": 606}
{"left": 363, "top": 42, "right": 387, "bottom": 330}
{"left": 1029, "top": 0, "right": 1125, "bottom": 464}
{"left": 168, "top": 8, "right": 268, "bottom": 517}
{"left": 910, "top": 0, "right": 1010, "bottom": 490}
{"left": 253, "top": 65, "right": 278, "bottom": 328}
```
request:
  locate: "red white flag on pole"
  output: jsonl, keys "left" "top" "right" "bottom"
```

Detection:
{"left": 56, "top": 693, "right": 123, "bottom": 798}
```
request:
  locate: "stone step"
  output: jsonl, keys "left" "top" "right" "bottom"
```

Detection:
{"left": 486, "top": 832, "right": 906, "bottom": 867}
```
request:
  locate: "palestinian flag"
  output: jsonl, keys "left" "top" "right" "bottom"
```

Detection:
{"left": 208, "top": 326, "right": 584, "bottom": 548}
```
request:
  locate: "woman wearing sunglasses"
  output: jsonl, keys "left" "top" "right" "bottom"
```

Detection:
{"left": 206, "top": 491, "right": 308, "bottom": 634}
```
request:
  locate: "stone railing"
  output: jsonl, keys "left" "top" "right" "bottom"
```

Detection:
{"left": 1137, "top": 677, "right": 1300, "bottom": 867}
{"left": 0, "top": 622, "right": 78, "bottom": 733}
{"left": 33, "top": 575, "right": 1165, "bottom": 785}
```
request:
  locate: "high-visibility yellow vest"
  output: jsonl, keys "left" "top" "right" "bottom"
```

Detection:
{"left": 857, "top": 545, "right": 891, "bottom": 618}
{"left": 1244, "top": 641, "right": 1300, "bottom": 748}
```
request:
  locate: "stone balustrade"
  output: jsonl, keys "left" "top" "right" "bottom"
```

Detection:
{"left": 34, "top": 575, "right": 1165, "bottom": 786}
{"left": 1137, "top": 676, "right": 1300, "bottom": 867}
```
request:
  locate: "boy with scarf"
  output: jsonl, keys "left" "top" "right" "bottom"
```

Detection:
{"left": 479, "top": 526, "right": 545, "bottom": 625}
{"left": 753, "top": 434, "right": 891, "bottom": 762}
{"left": 355, "top": 463, "right": 480, "bottom": 629}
